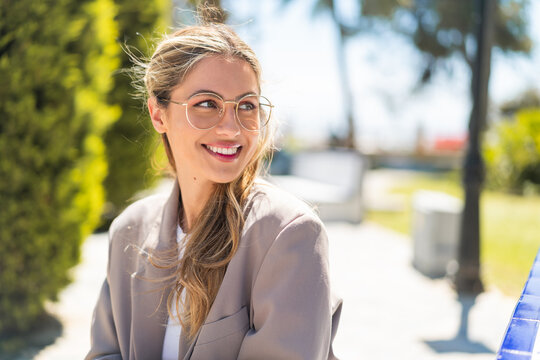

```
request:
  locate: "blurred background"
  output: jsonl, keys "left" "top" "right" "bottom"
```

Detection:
{"left": 1, "top": 0, "right": 539, "bottom": 359}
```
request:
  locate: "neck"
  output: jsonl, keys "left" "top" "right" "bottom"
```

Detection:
{"left": 177, "top": 174, "right": 214, "bottom": 232}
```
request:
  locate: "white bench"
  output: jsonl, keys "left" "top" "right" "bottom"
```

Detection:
{"left": 269, "top": 149, "right": 367, "bottom": 223}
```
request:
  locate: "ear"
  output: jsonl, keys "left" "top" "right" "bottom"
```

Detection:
{"left": 148, "top": 97, "right": 168, "bottom": 133}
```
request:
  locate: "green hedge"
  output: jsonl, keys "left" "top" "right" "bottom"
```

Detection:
{"left": 0, "top": 0, "right": 119, "bottom": 336}
{"left": 102, "top": 0, "right": 169, "bottom": 221}
{"left": 484, "top": 108, "right": 540, "bottom": 194}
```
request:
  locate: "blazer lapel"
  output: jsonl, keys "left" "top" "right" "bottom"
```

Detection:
{"left": 179, "top": 330, "right": 200, "bottom": 360}
{"left": 130, "top": 181, "right": 180, "bottom": 359}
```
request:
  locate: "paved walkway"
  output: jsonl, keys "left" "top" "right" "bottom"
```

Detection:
{"left": 328, "top": 221, "right": 515, "bottom": 359}
{"left": 27, "top": 171, "right": 518, "bottom": 359}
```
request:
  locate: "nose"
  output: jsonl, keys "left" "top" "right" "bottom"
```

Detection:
{"left": 216, "top": 102, "right": 241, "bottom": 136}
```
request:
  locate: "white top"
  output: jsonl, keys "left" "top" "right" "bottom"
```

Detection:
{"left": 162, "top": 225, "right": 186, "bottom": 360}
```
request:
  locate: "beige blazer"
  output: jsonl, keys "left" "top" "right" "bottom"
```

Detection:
{"left": 86, "top": 180, "right": 342, "bottom": 360}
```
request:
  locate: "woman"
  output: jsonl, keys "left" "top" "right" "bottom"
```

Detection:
{"left": 87, "top": 18, "right": 342, "bottom": 360}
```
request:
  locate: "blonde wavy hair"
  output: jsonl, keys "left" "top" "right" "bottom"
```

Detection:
{"left": 139, "top": 19, "right": 274, "bottom": 339}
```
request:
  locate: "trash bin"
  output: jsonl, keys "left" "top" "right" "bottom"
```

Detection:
{"left": 412, "top": 190, "right": 462, "bottom": 278}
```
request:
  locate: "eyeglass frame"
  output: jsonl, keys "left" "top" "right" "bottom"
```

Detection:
{"left": 160, "top": 92, "right": 274, "bottom": 132}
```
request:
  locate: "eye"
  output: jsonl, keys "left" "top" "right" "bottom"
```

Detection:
{"left": 238, "top": 100, "right": 257, "bottom": 111}
{"left": 194, "top": 99, "right": 219, "bottom": 109}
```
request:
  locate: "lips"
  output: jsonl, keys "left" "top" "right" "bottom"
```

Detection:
{"left": 203, "top": 144, "right": 242, "bottom": 161}
{"left": 205, "top": 144, "right": 240, "bottom": 155}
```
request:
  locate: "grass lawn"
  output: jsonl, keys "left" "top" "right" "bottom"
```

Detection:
{"left": 366, "top": 170, "right": 540, "bottom": 297}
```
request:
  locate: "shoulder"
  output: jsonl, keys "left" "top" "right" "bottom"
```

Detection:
{"left": 246, "top": 178, "right": 321, "bottom": 227}
{"left": 242, "top": 181, "right": 331, "bottom": 308}
{"left": 104, "top": 190, "right": 174, "bottom": 276}
{"left": 108, "top": 192, "right": 170, "bottom": 244}
{"left": 242, "top": 179, "right": 326, "bottom": 248}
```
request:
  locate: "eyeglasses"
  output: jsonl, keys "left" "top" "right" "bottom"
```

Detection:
{"left": 163, "top": 92, "right": 273, "bottom": 131}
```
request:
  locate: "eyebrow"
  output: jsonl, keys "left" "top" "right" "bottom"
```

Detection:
{"left": 188, "top": 89, "right": 259, "bottom": 100}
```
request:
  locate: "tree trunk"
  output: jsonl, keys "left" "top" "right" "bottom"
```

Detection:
{"left": 333, "top": 15, "right": 356, "bottom": 149}
{"left": 455, "top": 0, "right": 495, "bottom": 295}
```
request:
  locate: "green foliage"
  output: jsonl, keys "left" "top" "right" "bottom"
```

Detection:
{"left": 484, "top": 108, "right": 540, "bottom": 193}
{"left": 362, "top": 0, "right": 532, "bottom": 79}
{"left": 0, "top": 0, "right": 119, "bottom": 336}
{"left": 102, "top": 0, "right": 169, "bottom": 220}
{"left": 285, "top": 0, "right": 531, "bottom": 82}
{"left": 500, "top": 88, "right": 540, "bottom": 116}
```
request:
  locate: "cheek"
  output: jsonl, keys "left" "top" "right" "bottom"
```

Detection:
{"left": 245, "top": 135, "right": 261, "bottom": 161}
{"left": 167, "top": 121, "right": 198, "bottom": 151}
{"left": 165, "top": 132, "right": 192, "bottom": 166}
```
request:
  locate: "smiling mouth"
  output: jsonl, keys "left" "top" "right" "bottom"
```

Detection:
{"left": 203, "top": 144, "right": 242, "bottom": 160}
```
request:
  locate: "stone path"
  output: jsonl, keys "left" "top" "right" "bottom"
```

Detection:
{"left": 328, "top": 221, "right": 515, "bottom": 360}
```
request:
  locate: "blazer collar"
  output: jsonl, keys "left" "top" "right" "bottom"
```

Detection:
{"left": 130, "top": 179, "right": 206, "bottom": 359}
{"left": 130, "top": 180, "right": 182, "bottom": 359}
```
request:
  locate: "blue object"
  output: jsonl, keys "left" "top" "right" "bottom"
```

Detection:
{"left": 497, "top": 249, "right": 540, "bottom": 359}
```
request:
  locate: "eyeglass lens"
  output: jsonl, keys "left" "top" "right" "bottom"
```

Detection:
{"left": 186, "top": 94, "right": 271, "bottom": 130}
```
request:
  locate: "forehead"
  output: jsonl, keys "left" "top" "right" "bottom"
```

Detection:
{"left": 175, "top": 56, "right": 259, "bottom": 98}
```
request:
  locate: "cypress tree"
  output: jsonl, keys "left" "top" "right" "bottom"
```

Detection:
{"left": 0, "top": 0, "right": 119, "bottom": 336}
{"left": 102, "top": 0, "right": 170, "bottom": 221}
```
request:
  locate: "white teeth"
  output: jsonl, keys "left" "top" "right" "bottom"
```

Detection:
{"left": 206, "top": 145, "right": 239, "bottom": 155}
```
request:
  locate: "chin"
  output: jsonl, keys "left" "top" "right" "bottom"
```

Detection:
{"left": 208, "top": 171, "right": 244, "bottom": 185}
